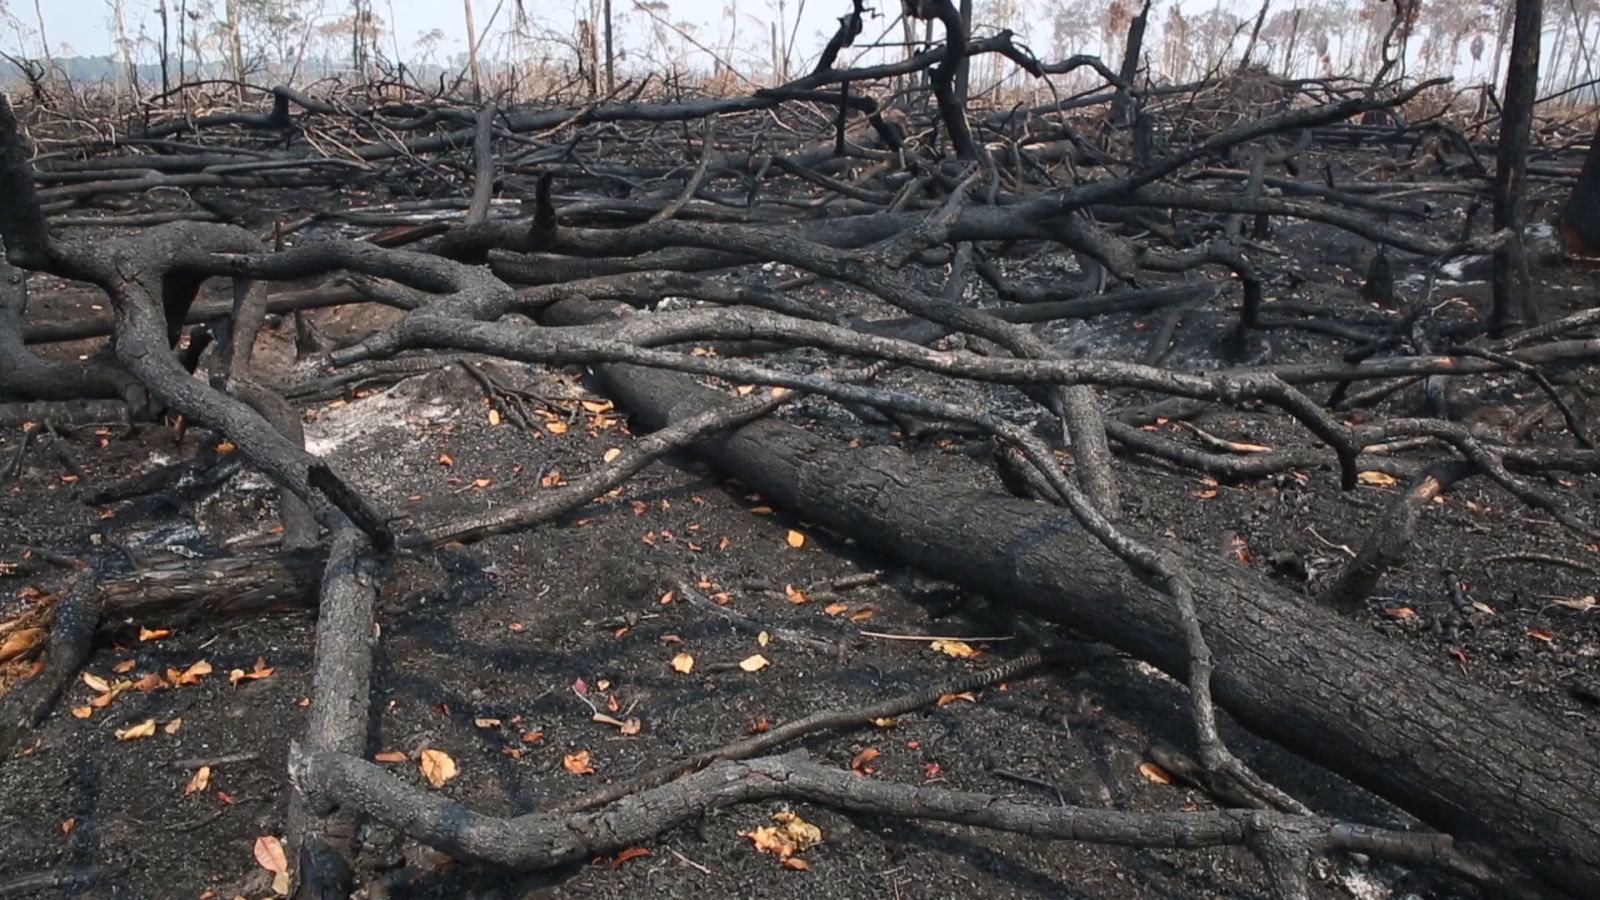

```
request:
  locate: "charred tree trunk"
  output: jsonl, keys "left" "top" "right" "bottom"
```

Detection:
{"left": 1110, "top": 0, "right": 1151, "bottom": 127}
{"left": 1560, "top": 116, "right": 1600, "bottom": 254}
{"left": 545, "top": 297, "right": 1600, "bottom": 898}
{"left": 1490, "top": 0, "right": 1542, "bottom": 337}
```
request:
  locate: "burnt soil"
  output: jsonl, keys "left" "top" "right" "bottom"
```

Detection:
{"left": 2, "top": 180, "right": 1599, "bottom": 900}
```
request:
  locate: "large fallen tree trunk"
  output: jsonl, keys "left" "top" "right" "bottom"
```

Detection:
{"left": 544, "top": 298, "right": 1600, "bottom": 897}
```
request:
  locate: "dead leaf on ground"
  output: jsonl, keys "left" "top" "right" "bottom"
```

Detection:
{"left": 563, "top": 750, "right": 595, "bottom": 775}
{"left": 785, "top": 530, "right": 806, "bottom": 548}
{"left": 612, "top": 847, "right": 650, "bottom": 869}
{"left": 784, "top": 584, "right": 807, "bottom": 604}
{"left": 0, "top": 627, "right": 45, "bottom": 663}
{"left": 739, "top": 654, "right": 770, "bottom": 672}
{"left": 743, "top": 810, "right": 823, "bottom": 863}
{"left": 936, "top": 691, "right": 978, "bottom": 706}
{"left": 82, "top": 672, "right": 110, "bottom": 693}
{"left": 419, "top": 748, "right": 459, "bottom": 788}
{"left": 170, "top": 660, "right": 212, "bottom": 686}
{"left": 1138, "top": 762, "right": 1173, "bottom": 785}
{"left": 374, "top": 751, "right": 408, "bottom": 764}
{"left": 228, "top": 657, "right": 274, "bottom": 687}
{"left": 850, "top": 747, "right": 880, "bottom": 775}
{"left": 1357, "top": 471, "right": 1397, "bottom": 486}
{"left": 929, "top": 639, "right": 978, "bottom": 659}
{"left": 253, "top": 835, "right": 289, "bottom": 874}
{"left": 670, "top": 653, "right": 695, "bottom": 674}
{"left": 185, "top": 766, "right": 212, "bottom": 795}
{"left": 115, "top": 718, "right": 157, "bottom": 741}
{"left": 137, "top": 627, "right": 171, "bottom": 642}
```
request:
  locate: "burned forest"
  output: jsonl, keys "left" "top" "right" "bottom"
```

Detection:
{"left": 1, "top": 0, "right": 1599, "bottom": 898}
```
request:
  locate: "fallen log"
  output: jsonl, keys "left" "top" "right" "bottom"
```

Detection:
{"left": 544, "top": 297, "right": 1600, "bottom": 897}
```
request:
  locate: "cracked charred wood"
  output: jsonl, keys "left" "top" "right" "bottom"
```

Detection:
{"left": 543, "top": 297, "right": 1600, "bottom": 897}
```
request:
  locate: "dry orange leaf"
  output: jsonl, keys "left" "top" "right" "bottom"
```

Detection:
{"left": 670, "top": 653, "right": 695, "bottom": 674}
{"left": 1357, "top": 471, "right": 1397, "bottom": 486}
{"left": 138, "top": 627, "right": 171, "bottom": 642}
{"left": 929, "top": 640, "right": 978, "bottom": 659}
{"left": 848, "top": 608, "right": 875, "bottom": 622}
{"left": 744, "top": 810, "right": 822, "bottom": 863}
{"left": 850, "top": 747, "right": 880, "bottom": 774}
{"left": 784, "top": 584, "right": 808, "bottom": 604}
{"left": 473, "top": 717, "right": 502, "bottom": 729}
{"left": 163, "top": 718, "right": 182, "bottom": 735}
{"left": 82, "top": 672, "right": 110, "bottom": 693}
{"left": 823, "top": 603, "right": 848, "bottom": 616}
{"left": 781, "top": 857, "right": 810, "bottom": 871}
{"left": 603, "top": 448, "right": 622, "bottom": 463}
{"left": 70, "top": 706, "right": 92, "bottom": 719}
{"left": 185, "top": 766, "right": 212, "bottom": 795}
{"left": 115, "top": 718, "right": 157, "bottom": 741}
{"left": 785, "top": 530, "right": 806, "bottom": 548}
{"left": 546, "top": 421, "right": 568, "bottom": 435}
{"left": 581, "top": 399, "right": 614, "bottom": 413}
{"left": 936, "top": 691, "right": 978, "bottom": 706}
{"left": 0, "top": 627, "right": 45, "bottom": 663}
{"left": 612, "top": 847, "right": 650, "bottom": 869}
{"left": 253, "top": 835, "right": 289, "bottom": 875}
{"left": 1528, "top": 628, "right": 1556, "bottom": 643}
{"left": 739, "top": 654, "right": 770, "bottom": 672}
{"left": 374, "top": 751, "right": 408, "bottom": 764}
{"left": 563, "top": 750, "right": 595, "bottom": 775}
{"left": 112, "top": 659, "right": 137, "bottom": 674}
{"left": 171, "top": 660, "right": 212, "bottom": 686}
{"left": 228, "top": 657, "right": 275, "bottom": 687}
{"left": 419, "top": 748, "right": 459, "bottom": 788}
{"left": 438, "top": 453, "right": 454, "bottom": 467}
{"left": 1138, "top": 762, "right": 1173, "bottom": 785}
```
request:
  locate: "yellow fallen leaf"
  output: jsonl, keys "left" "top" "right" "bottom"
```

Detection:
{"left": 487, "top": 409, "right": 502, "bottom": 426}
{"left": 70, "top": 706, "right": 92, "bottom": 719}
{"left": 582, "top": 399, "right": 614, "bottom": 413}
{"left": 823, "top": 603, "right": 848, "bottom": 616}
{"left": 546, "top": 421, "right": 568, "bottom": 435}
{"left": 82, "top": 672, "right": 110, "bottom": 693}
{"left": 214, "top": 441, "right": 236, "bottom": 455}
{"left": 785, "top": 530, "right": 806, "bottom": 548}
{"left": 757, "top": 631, "right": 770, "bottom": 647}
{"left": 937, "top": 691, "right": 978, "bottom": 706}
{"left": 563, "top": 750, "right": 595, "bottom": 775}
{"left": 419, "top": 748, "right": 458, "bottom": 788}
{"left": 869, "top": 717, "right": 898, "bottom": 728}
{"left": 603, "top": 448, "right": 622, "bottom": 463}
{"left": 473, "top": 718, "right": 502, "bottom": 729}
{"left": 185, "top": 766, "right": 211, "bottom": 795}
{"left": 784, "top": 584, "right": 808, "bottom": 604}
{"left": 670, "top": 653, "right": 695, "bottom": 674}
{"left": 1357, "top": 471, "right": 1397, "bottom": 486}
{"left": 115, "top": 718, "right": 157, "bottom": 741}
{"left": 739, "top": 654, "right": 770, "bottom": 672}
{"left": 253, "top": 835, "right": 289, "bottom": 874}
{"left": 929, "top": 640, "right": 979, "bottom": 659}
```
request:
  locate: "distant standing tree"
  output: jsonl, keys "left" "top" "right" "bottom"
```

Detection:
{"left": 1561, "top": 117, "right": 1600, "bottom": 255}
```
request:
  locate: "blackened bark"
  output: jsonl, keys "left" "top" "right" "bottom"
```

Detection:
{"left": 1560, "top": 116, "right": 1600, "bottom": 253}
{"left": 1490, "top": 0, "right": 1543, "bottom": 336}
{"left": 546, "top": 297, "right": 1600, "bottom": 897}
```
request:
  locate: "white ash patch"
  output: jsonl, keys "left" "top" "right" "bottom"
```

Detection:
{"left": 302, "top": 376, "right": 456, "bottom": 456}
